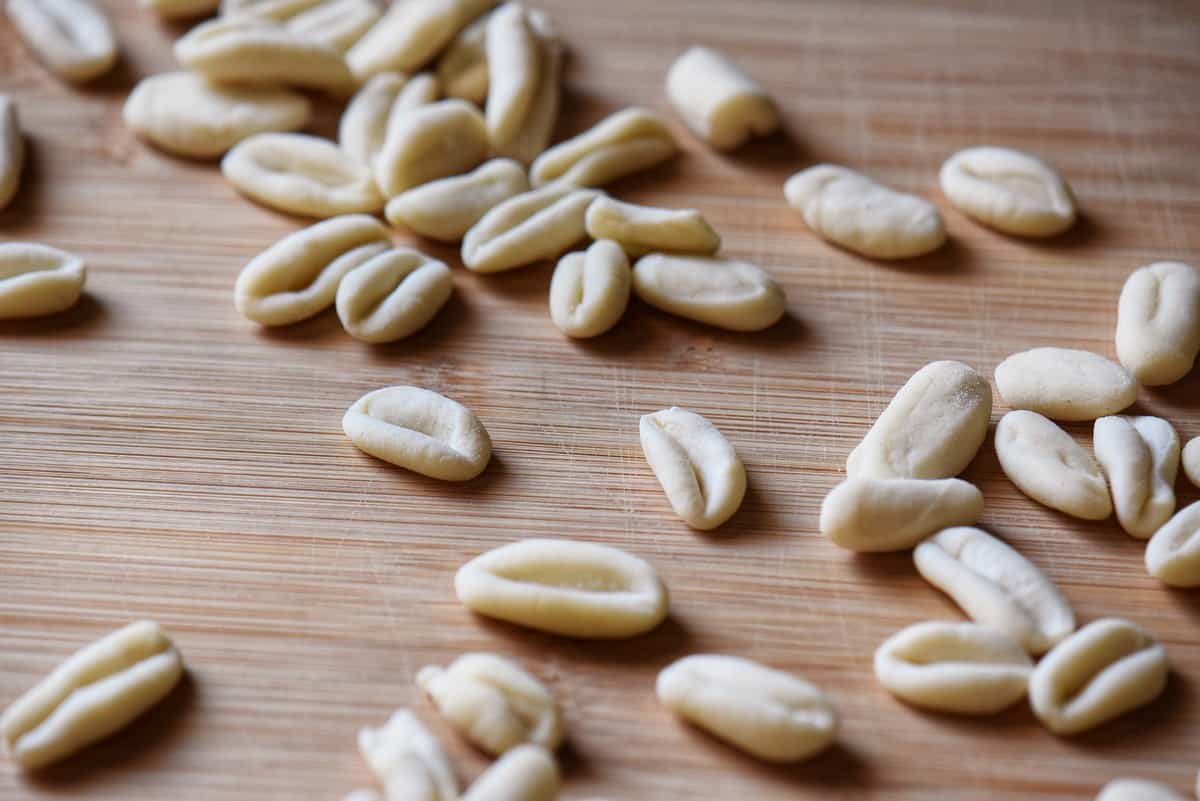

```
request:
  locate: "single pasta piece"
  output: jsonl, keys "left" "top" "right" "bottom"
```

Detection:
{"left": 347, "top": 0, "right": 497, "bottom": 80}
{"left": 1115, "top": 261, "right": 1200, "bottom": 386}
{"left": 222, "top": 133, "right": 384, "bottom": 218}
{"left": 994, "top": 410, "right": 1112, "bottom": 520}
{"left": 939, "top": 145, "right": 1076, "bottom": 237}
{"left": 639, "top": 407, "right": 746, "bottom": 530}
{"left": 416, "top": 653, "right": 563, "bottom": 756}
{"left": 0, "top": 95, "right": 25, "bottom": 210}
{"left": 656, "top": 654, "right": 837, "bottom": 762}
{"left": 459, "top": 744, "right": 558, "bottom": 801}
{"left": 784, "top": 164, "right": 946, "bottom": 260}
{"left": 1145, "top": 500, "right": 1200, "bottom": 588}
{"left": 335, "top": 246, "right": 454, "bottom": 344}
{"left": 175, "top": 17, "right": 357, "bottom": 97}
{"left": 874, "top": 621, "right": 1033, "bottom": 714}
{"left": 914, "top": 526, "right": 1075, "bottom": 655}
{"left": 285, "top": 0, "right": 381, "bottom": 53}
{"left": 495, "top": 9, "right": 562, "bottom": 165}
{"left": 584, "top": 196, "right": 719, "bottom": 257}
{"left": 385, "top": 158, "right": 529, "bottom": 243}
{"left": 548, "top": 240, "right": 631, "bottom": 338}
{"left": 484, "top": 2, "right": 541, "bottom": 149}
{"left": 437, "top": 10, "right": 490, "bottom": 104}
{"left": 339, "top": 72, "right": 441, "bottom": 168}
{"left": 357, "top": 709, "right": 458, "bottom": 801}
{"left": 343, "top": 385, "right": 492, "bottom": 481}
{"left": 0, "top": 242, "right": 86, "bottom": 319}
{"left": 631, "top": 253, "right": 786, "bottom": 332}
{"left": 845, "top": 360, "right": 992, "bottom": 480}
{"left": 1028, "top": 618, "right": 1167, "bottom": 735}
{"left": 374, "top": 99, "right": 490, "bottom": 197}
{"left": 530, "top": 107, "right": 677, "bottom": 187}
{"left": 819, "top": 476, "right": 983, "bottom": 552}
{"left": 994, "top": 347, "right": 1137, "bottom": 422}
{"left": 454, "top": 538, "right": 668, "bottom": 638}
{"left": 461, "top": 182, "right": 598, "bottom": 274}
{"left": 124, "top": 72, "right": 311, "bottom": 160}
{"left": 665, "top": 46, "right": 778, "bottom": 150}
{"left": 1096, "top": 779, "right": 1190, "bottom": 801}
{"left": 6, "top": 0, "right": 117, "bottom": 83}
{"left": 1093, "top": 416, "right": 1179, "bottom": 539}
{"left": 1, "top": 621, "right": 183, "bottom": 770}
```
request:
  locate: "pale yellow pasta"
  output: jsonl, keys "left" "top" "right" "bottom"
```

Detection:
{"left": 459, "top": 744, "right": 558, "bottom": 801}
{"left": 940, "top": 146, "right": 1076, "bottom": 237}
{"left": 5, "top": 0, "right": 117, "bottom": 83}
{"left": 640, "top": 407, "right": 746, "bottom": 530}
{"left": 0, "top": 242, "right": 86, "bottom": 319}
{"left": 819, "top": 477, "right": 984, "bottom": 552}
{"left": 994, "top": 347, "right": 1137, "bottom": 422}
{"left": 374, "top": 99, "right": 490, "bottom": 197}
{"left": 1094, "top": 416, "right": 1179, "bottom": 539}
{"left": 1145, "top": 500, "right": 1200, "bottom": 588}
{"left": 335, "top": 247, "right": 454, "bottom": 344}
{"left": 665, "top": 46, "right": 777, "bottom": 150}
{"left": 548, "top": 239, "right": 631, "bottom": 338}
{"left": 343, "top": 385, "right": 492, "bottom": 481}
{"left": 437, "top": 10, "right": 490, "bottom": 104}
{"left": 1, "top": 621, "right": 183, "bottom": 770}
{"left": 1115, "top": 261, "right": 1200, "bottom": 386}
{"left": 454, "top": 538, "right": 668, "bottom": 638}
{"left": 124, "top": 72, "right": 311, "bottom": 160}
{"left": 461, "top": 182, "right": 598, "bottom": 273}
{"left": 347, "top": 0, "right": 497, "bottom": 80}
{"left": 484, "top": 2, "right": 541, "bottom": 149}
{"left": 584, "top": 196, "right": 720, "bottom": 257}
{"left": 285, "top": 0, "right": 381, "bottom": 53}
{"left": 357, "top": 709, "right": 458, "bottom": 801}
{"left": 995, "top": 410, "right": 1112, "bottom": 520}
{"left": 631, "top": 253, "right": 786, "bottom": 332}
{"left": 530, "top": 107, "right": 677, "bottom": 187}
{"left": 175, "top": 17, "right": 357, "bottom": 96}
{"left": 222, "top": 132, "right": 384, "bottom": 218}
{"left": 339, "top": 72, "right": 441, "bottom": 167}
{"left": 234, "top": 214, "right": 390, "bottom": 326}
{"left": 385, "top": 158, "right": 528, "bottom": 242}
{"left": 495, "top": 9, "right": 561, "bottom": 165}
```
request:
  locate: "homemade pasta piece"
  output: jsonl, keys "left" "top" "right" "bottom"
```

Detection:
{"left": 940, "top": 146, "right": 1076, "bottom": 237}
{"left": 461, "top": 182, "right": 598, "bottom": 273}
{"left": 820, "top": 477, "right": 983, "bottom": 552}
{"left": 437, "top": 10, "right": 489, "bottom": 103}
{"left": 994, "top": 347, "right": 1137, "bottom": 422}
{"left": 484, "top": 2, "right": 541, "bottom": 149}
{"left": 454, "top": 538, "right": 668, "bottom": 638}
{"left": 639, "top": 407, "right": 746, "bottom": 530}
{"left": 1093, "top": 416, "right": 1179, "bottom": 539}
{"left": 459, "top": 744, "right": 558, "bottom": 801}
{"left": 1029, "top": 618, "right": 1167, "bottom": 735}
{"left": 496, "top": 9, "right": 561, "bottom": 165}
{"left": 374, "top": 99, "right": 490, "bottom": 197}
{"left": 339, "top": 72, "right": 441, "bottom": 167}
{"left": 124, "top": 72, "right": 311, "bottom": 159}
{"left": 784, "top": 164, "right": 946, "bottom": 260}
{"left": 0, "top": 95, "right": 24, "bottom": 210}
{"left": 286, "top": 0, "right": 381, "bottom": 53}
{"left": 358, "top": 709, "right": 458, "bottom": 801}
{"left": 995, "top": 410, "right": 1112, "bottom": 520}
{"left": 1096, "top": 779, "right": 1190, "bottom": 801}
{"left": 347, "top": 0, "right": 496, "bottom": 80}
{"left": 386, "top": 158, "right": 529, "bottom": 243}
{"left": 874, "top": 621, "right": 1032, "bottom": 714}
{"left": 335, "top": 246, "right": 453, "bottom": 344}
{"left": 665, "top": 46, "right": 777, "bottom": 151}
{"left": 0, "top": 243, "right": 86, "bottom": 319}
{"left": 1115, "top": 261, "right": 1200, "bottom": 386}
{"left": 548, "top": 239, "right": 631, "bottom": 338}
{"left": 1145, "top": 501, "right": 1200, "bottom": 588}
{"left": 530, "top": 107, "right": 677, "bottom": 187}
{"left": 0, "top": 621, "right": 183, "bottom": 770}
{"left": 140, "top": 0, "right": 219, "bottom": 19}
{"left": 845, "top": 360, "right": 992, "bottom": 480}
{"left": 222, "top": 133, "right": 384, "bottom": 217}
{"left": 5, "top": 0, "right": 117, "bottom": 83}
{"left": 175, "top": 17, "right": 357, "bottom": 96}
{"left": 417, "top": 653, "right": 563, "bottom": 756}
{"left": 631, "top": 254, "right": 786, "bottom": 332}
{"left": 1185, "top": 437, "right": 1200, "bottom": 488}
{"left": 343, "top": 385, "right": 492, "bottom": 481}
{"left": 234, "top": 214, "right": 390, "bottom": 325}
{"left": 584, "top": 196, "right": 720, "bottom": 257}
{"left": 656, "top": 654, "right": 837, "bottom": 763}
{"left": 914, "top": 526, "right": 1075, "bottom": 655}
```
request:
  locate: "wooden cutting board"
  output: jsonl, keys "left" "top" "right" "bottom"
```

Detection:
{"left": 2, "top": 1, "right": 1198, "bottom": 798}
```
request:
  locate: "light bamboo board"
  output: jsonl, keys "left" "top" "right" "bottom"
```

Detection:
{"left": 1, "top": 1, "right": 1199, "bottom": 798}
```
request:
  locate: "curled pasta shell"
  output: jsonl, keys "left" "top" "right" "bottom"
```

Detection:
{"left": 530, "top": 107, "right": 677, "bottom": 188}
{"left": 0, "top": 242, "right": 86, "bottom": 319}
{"left": 639, "top": 407, "right": 745, "bottom": 530}
{"left": 335, "top": 247, "right": 454, "bottom": 344}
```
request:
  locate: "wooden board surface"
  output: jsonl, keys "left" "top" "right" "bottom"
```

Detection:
{"left": 2, "top": 0, "right": 1199, "bottom": 798}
